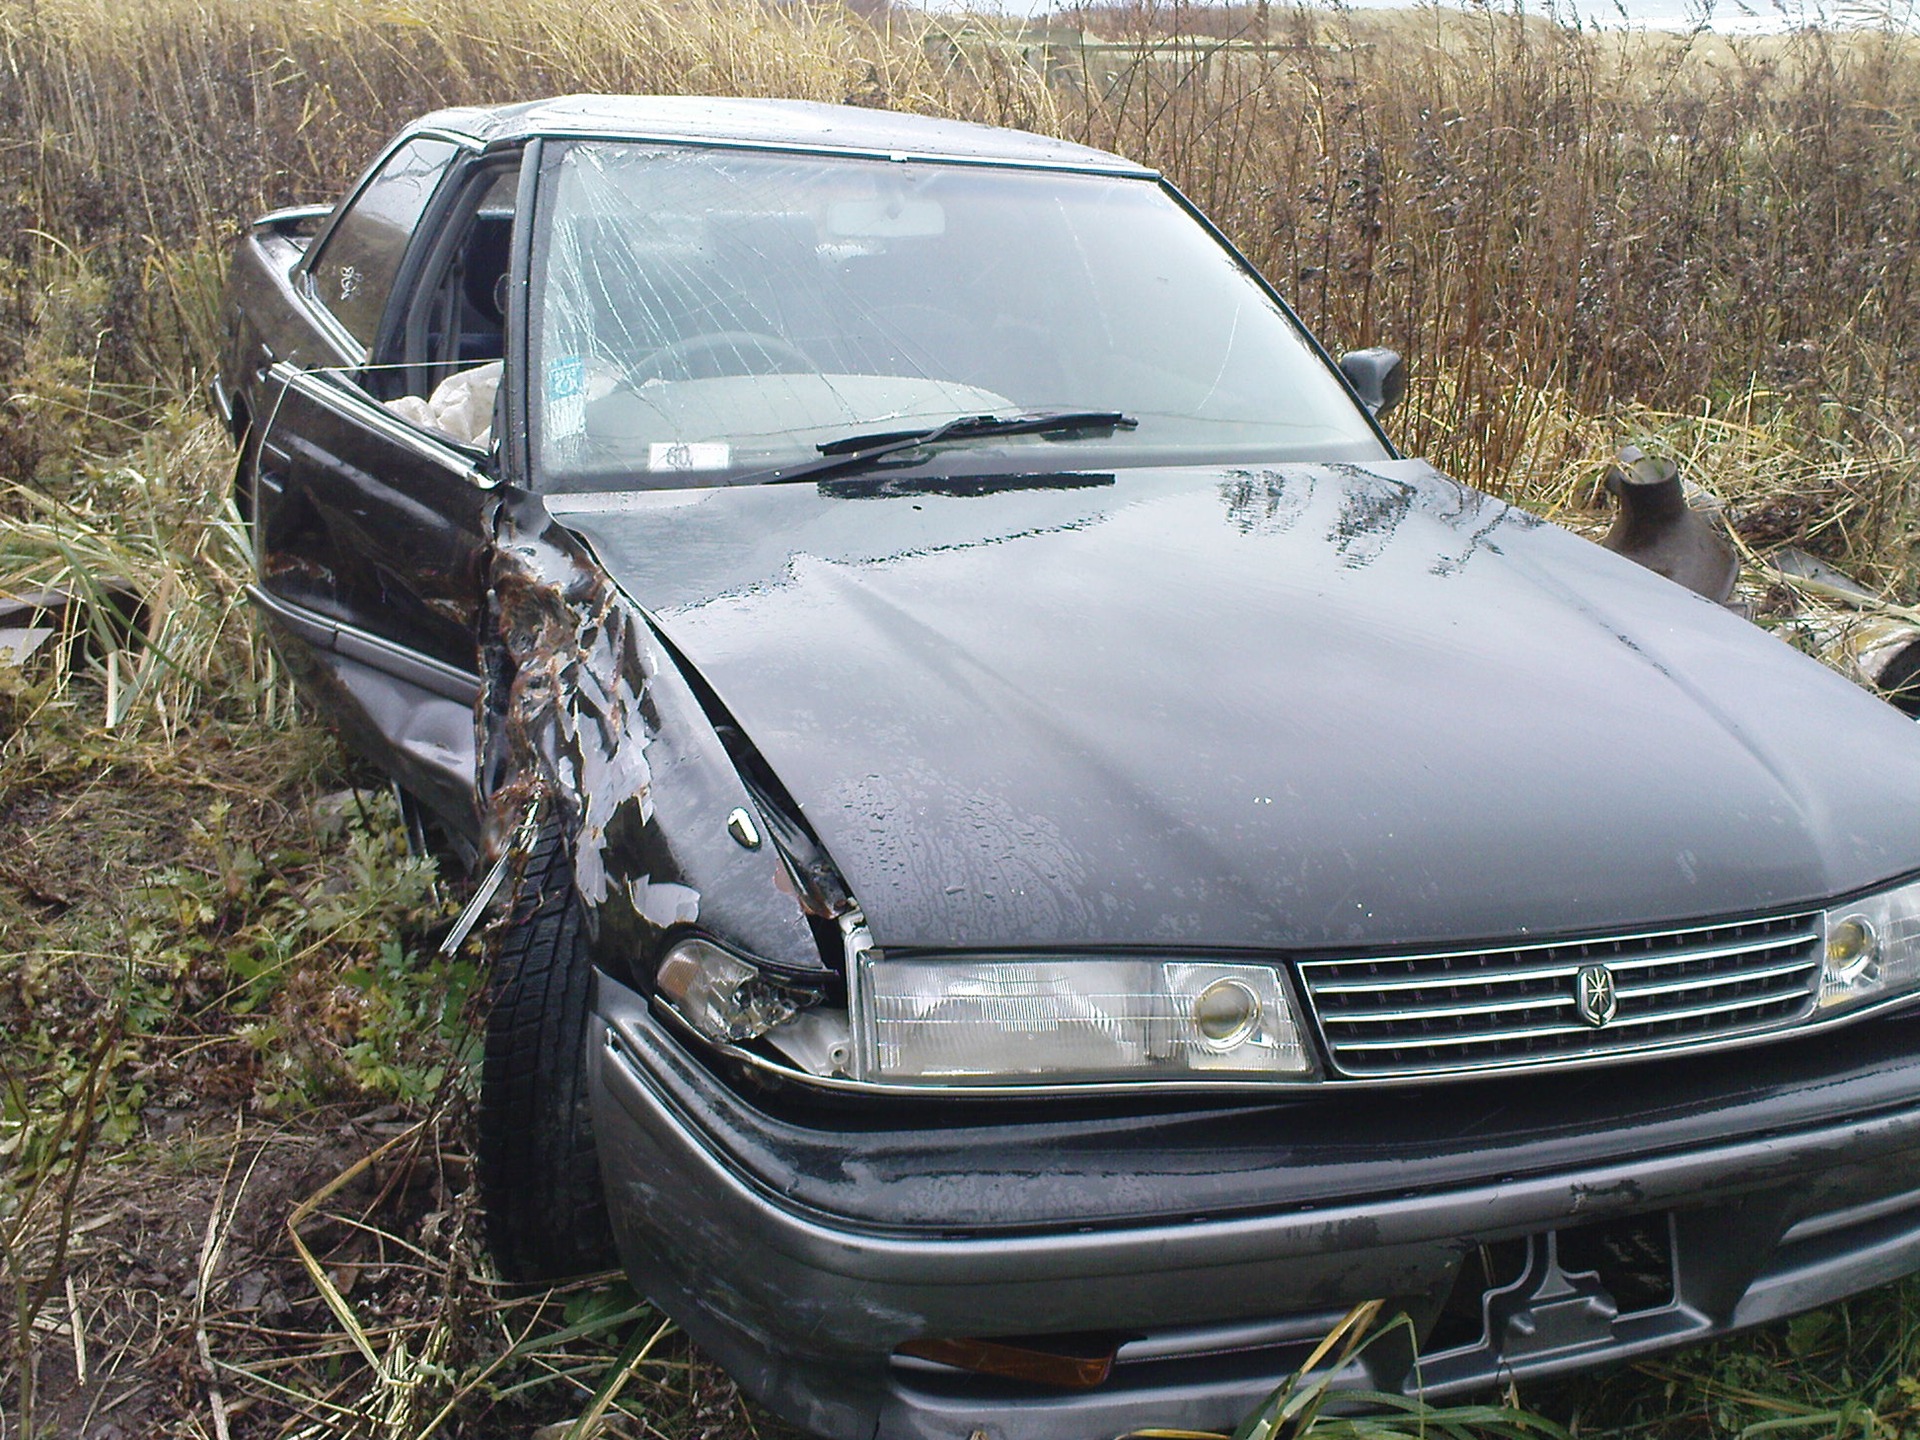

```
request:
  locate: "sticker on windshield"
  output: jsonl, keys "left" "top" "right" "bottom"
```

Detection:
{"left": 547, "top": 355, "right": 586, "bottom": 438}
{"left": 649, "top": 442, "right": 730, "bottom": 473}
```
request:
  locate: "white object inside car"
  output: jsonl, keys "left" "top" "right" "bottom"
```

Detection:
{"left": 386, "top": 360, "right": 500, "bottom": 447}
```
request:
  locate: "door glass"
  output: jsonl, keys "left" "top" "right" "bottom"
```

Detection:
{"left": 410, "top": 163, "right": 520, "bottom": 380}
{"left": 310, "top": 136, "right": 461, "bottom": 350}
{"left": 378, "top": 161, "right": 520, "bottom": 446}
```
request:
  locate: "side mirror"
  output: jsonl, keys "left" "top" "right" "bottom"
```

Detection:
{"left": 1338, "top": 347, "right": 1407, "bottom": 420}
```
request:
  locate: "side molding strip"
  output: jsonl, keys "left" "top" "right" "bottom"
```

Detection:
{"left": 246, "top": 584, "right": 481, "bottom": 704}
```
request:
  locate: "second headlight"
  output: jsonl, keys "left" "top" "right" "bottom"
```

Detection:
{"left": 1821, "top": 875, "right": 1920, "bottom": 1012}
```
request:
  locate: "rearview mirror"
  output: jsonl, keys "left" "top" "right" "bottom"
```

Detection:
{"left": 1338, "top": 347, "right": 1407, "bottom": 420}
{"left": 826, "top": 198, "right": 945, "bottom": 238}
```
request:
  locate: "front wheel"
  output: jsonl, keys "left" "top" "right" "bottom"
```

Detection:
{"left": 477, "top": 820, "right": 619, "bottom": 1280}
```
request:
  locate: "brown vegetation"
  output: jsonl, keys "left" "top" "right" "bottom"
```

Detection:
{"left": 7, "top": 0, "right": 1920, "bottom": 548}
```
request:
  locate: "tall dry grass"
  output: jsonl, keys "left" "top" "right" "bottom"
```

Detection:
{"left": 2, "top": 0, "right": 1919, "bottom": 569}
{"left": 1049, "top": 5, "right": 1920, "bottom": 502}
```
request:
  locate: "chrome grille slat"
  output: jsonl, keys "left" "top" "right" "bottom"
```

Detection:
{"left": 1329, "top": 956, "right": 1820, "bottom": 1028}
{"left": 1304, "top": 926, "right": 1821, "bottom": 995}
{"left": 1332, "top": 991, "right": 1813, "bottom": 1052}
{"left": 1336, "top": 1021, "right": 1593, "bottom": 1051}
{"left": 1616, "top": 957, "right": 1819, "bottom": 1000}
{"left": 1299, "top": 912, "right": 1823, "bottom": 1077}
{"left": 1332, "top": 994, "right": 1577, "bottom": 1025}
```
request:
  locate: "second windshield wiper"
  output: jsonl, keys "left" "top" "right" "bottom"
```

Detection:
{"left": 753, "top": 410, "right": 1139, "bottom": 487}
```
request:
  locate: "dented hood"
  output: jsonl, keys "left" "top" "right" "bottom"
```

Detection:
{"left": 550, "top": 461, "right": 1920, "bottom": 952}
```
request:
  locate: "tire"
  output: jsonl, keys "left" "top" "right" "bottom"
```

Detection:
{"left": 477, "top": 819, "right": 619, "bottom": 1280}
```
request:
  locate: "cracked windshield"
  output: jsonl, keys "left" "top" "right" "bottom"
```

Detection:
{"left": 531, "top": 141, "right": 1387, "bottom": 491}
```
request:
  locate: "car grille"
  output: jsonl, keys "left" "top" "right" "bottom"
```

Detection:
{"left": 1298, "top": 911, "right": 1824, "bottom": 1078}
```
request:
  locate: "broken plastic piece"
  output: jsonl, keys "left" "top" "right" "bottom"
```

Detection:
{"left": 0, "top": 582, "right": 146, "bottom": 670}
{"left": 0, "top": 625, "right": 51, "bottom": 667}
{"left": 655, "top": 937, "right": 815, "bottom": 1041}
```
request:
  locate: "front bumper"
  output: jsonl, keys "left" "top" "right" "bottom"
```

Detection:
{"left": 591, "top": 973, "right": 1920, "bottom": 1440}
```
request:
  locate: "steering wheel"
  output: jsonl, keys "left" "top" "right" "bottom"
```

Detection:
{"left": 625, "top": 330, "right": 816, "bottom": 384}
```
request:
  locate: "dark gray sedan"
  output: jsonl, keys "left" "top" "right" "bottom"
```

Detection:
{"left": 215, "top": 95, "right": 1920, "bottom": 1440}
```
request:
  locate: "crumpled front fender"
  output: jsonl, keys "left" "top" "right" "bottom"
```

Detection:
{"left": 478, "top": 491, "right": 825, "bottom": 983}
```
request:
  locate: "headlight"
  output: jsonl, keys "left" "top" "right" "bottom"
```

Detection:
{"left": 852, "top": 955, "right": 1316, "bottom": 1084}
{"left": 1820, "top": 876, "right": 1920, "bottom": 1011}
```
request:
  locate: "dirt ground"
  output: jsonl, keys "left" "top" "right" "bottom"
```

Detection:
{"left": 0, "top": 712, "right": 783, "bottom": 1440}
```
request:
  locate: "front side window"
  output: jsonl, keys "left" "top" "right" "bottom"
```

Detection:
{"left": 309, "top": 135, "right": 461, "bottom": 350}
{"left": 529, "top": 142, "right": 1386, "bottom": 492}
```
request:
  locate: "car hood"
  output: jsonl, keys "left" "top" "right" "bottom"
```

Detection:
{"left": 550, "top": 461, "right": 1920, "bottom": 952}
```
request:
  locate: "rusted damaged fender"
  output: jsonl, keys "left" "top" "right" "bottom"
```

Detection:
{"left": 479, "top": 491, "right": 827, "bottom": 985}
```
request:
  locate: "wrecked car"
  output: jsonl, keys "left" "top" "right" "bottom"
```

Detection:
{"left": 215, "top": 96, "right": 1920, "bottom": 1440}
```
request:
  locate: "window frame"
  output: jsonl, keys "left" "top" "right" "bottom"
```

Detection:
{"left": 380, "top": 148, "right": 526, "bottom": 402}
{"left": 297, "top": 127, "right": 479, "bottom": 367}
{"left": 499, "top": 138, "right": 546, "bottom": 490}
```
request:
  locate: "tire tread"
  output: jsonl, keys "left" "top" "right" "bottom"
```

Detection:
{"left": 477, "top": 821, "right": 617, "bottom": 1280}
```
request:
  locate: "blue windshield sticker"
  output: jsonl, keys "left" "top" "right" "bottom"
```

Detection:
{"left": 548, "top": 355, "right": 585, "bottom": 399}
{"left": 547, "top": 356, "right": 586, "bottom": 438}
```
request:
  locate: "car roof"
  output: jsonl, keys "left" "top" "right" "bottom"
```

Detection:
{"left": 410, "top": 95, "right": 1157, "bottom": 176}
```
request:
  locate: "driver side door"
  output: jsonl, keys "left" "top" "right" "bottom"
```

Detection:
{"left": 249, "top": 136, "right": 524, "bottom": 848}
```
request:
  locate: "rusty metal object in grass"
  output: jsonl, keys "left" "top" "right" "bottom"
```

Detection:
{"left": 1772, "top": 547, "right": 1920, "bottom": 715}
{"left": 1601, "top": 446, "right": 1738, "bottom": 604}
{"left": 1817, "top": 614, "right": 1920, "bottom": 714}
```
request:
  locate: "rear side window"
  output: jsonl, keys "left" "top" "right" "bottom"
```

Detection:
{"left": 309, "top": 136, "right": 461, "bottom": 349}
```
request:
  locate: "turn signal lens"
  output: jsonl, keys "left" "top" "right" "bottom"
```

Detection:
{"left": 656, "top": 937, "right": 814, "bottom": 1042}
{"left": 895, "top": 1335, "right": 1119, "bottom": 1390}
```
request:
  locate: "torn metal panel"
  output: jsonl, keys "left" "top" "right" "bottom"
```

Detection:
{"left": 481, "top": 493, "right": 825, "bottom": 982}
{"left": 0, "top": 582, "right": 147, "bottom": 671}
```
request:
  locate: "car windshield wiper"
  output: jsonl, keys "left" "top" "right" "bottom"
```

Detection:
{"left": 746, "top": 410, "right": 1139, "bottom": 488}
